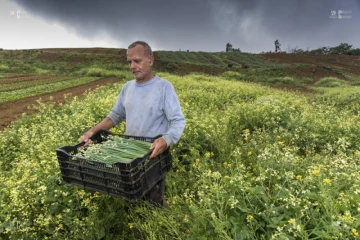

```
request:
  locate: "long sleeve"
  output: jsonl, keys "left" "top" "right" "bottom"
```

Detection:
{"left": 161, "top": 84, "right": 186, "bottom": 146}
{"left": 107, "top": 85, "right": 127, "bottom": 126}
{"left": 106, "top": 76, "right": 185, "bottom": 145}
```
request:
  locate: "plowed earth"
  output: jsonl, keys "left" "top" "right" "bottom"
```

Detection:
{"left": 0, "top": 77, "right": 122, "bottom": 130}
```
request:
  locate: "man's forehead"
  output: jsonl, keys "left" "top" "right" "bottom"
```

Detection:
{"left": 127, "top": 45, "right": 146, "bottom": 56}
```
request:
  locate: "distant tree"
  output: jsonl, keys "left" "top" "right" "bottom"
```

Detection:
{"left": 226, "top": 43, "right": 233, "bottom": 52}
{"left": 329, "top": 43, "right": 352, "bottom": 54}
{"left": 226, "top": 43, "right": 241, "bottom": 52}
{"left": 305, "top": 43, "right": 359, "bottom": 55}
{"left": 293, "top": 48, "right": 304, "bottom": 54}
{"left": 349, "top": 48, "right": 360, "bottom": 55}
{"left": 309, "top": 46, "right": 330, "bottom": 55}
{"left": 275, "top": 40, "right": 281, "bottom": 53}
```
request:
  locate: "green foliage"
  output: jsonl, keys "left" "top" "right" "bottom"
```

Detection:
{"left": 226, "top": 43, "right": 232, "bottom": 52}
{"left": 267, "top": 76, "right": 295, "bottom": 84}
{"left": 315, "top": 77, "right": 350, "bottom": 87}
{"left": 315, "top": 86, "right": 360, "bottom": 110}
{"left": 226, "top": 43, "right": 241, "bottom": 52}
{"left": 156, "top": 51, "right": 287, "bottom": 69}
{"left": 73, "top": 67, "right": 131, "bottom": 78}
{"left": 1, "top": 73, "right": 360, "bottom": 239}
{"left": 302, "top": 43, "right": 360, "bottom": 56}
{"left": 274, "top": 40, "right": 281, "bottom": 53}
{"left": 0, "top": 64, "right": 9, "bottom": 72}
{"left": 0, "top": 77, "right": 99, "bottom": 102}
{"left": 220, "top": 71, "right": 245, "bottom": 81}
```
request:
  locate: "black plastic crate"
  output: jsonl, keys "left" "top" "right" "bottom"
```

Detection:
{"left": 56, "top": 130, "right": 172, "bottom": 201}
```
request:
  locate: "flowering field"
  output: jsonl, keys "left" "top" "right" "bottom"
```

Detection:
{"left": 1, "top": 72, "right": 360, "bottom": 239}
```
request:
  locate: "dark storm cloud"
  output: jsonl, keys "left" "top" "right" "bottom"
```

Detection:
{"left": 10, "top": 0, "right": 360, "bottom": 52}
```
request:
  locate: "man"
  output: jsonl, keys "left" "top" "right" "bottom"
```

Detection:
{"left": 79, "top": 41, "right": 186, "bottom": 205}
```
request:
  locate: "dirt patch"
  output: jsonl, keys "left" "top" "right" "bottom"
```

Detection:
{"left": 262, "top": 53, "right": 360, "bottom": 76}
{"left": 0, "top": 77, "right": 122, "bottom": 131}
{"left": 285, "top": 65, "right": 346, "bottom": 81}
{"left": 153, "top": 59, "right": 227, "bottom": 76}
{"left": 0, "top": 75, "right": 54, "bottom": 84}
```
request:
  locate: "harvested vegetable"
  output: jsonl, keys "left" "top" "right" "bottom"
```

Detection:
{"left": 76, "top": 136, "right": 152, "bottom": 165}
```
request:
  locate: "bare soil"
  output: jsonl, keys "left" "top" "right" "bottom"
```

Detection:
{"left": 0, "top": 77, "right": 122, "bottom": 131}
{"left": 261, "top": 53, "right": 360, "bottom": 76}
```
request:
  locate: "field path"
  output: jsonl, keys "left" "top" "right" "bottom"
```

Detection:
{"left": 0, "top": 77, "right": 122, "bottom": 130}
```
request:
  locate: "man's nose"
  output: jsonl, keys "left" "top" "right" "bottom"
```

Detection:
{"left": 130, "top": 62, "right": 136, "bottom": 69}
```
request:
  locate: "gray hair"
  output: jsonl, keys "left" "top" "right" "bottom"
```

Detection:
{"left": 128, "top": 41, "right": 153, "bottom": 57}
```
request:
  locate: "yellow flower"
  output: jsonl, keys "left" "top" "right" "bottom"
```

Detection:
{"left": 312, "top": 169, "right": 320, "bottom": 175}
{"left": 278, "top": 141, "right": 284, "bottom": 145}
{"left": 224, "top": 175, "right": 229, "bottom": 179}
{"left": 296, "top": 175, "right": 302, "bottom": 180}
{"left": 248, "top": 151, "right": 252, "bottom": 155}
{"left": 288, "top": 218, "right": 296, "bottom": 224}
{"left": 323, "top": 178, "right": 331, "bottom": 184}
{"left": 128, "top": 223, "right": 133, "bottom": 229}
{"left": 352, "top": 228, "right": 359, "bottom": 237}
{"left": 227, "top": 163, "right": 232, "bottom": 168}
{"left": 246, "top": 215, "right": 254, "bottom": 222}
{"left": 205, "top": 152, "right": 211, "bottom": 157}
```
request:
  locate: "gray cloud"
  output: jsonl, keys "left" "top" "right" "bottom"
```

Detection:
{"left": 10, "top": 0, "right": 360, "bottom": 52}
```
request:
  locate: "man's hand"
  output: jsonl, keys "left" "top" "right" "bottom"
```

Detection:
{"left": 150, "top": 138, "right": 167, "bottom": 159}
{"left": 79, "top": 130, "right": 94, "bottom": 147}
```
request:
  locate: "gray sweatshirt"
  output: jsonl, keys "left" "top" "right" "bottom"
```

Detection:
{"left": 107, "top": 75, "right": 186, "bottom": 146}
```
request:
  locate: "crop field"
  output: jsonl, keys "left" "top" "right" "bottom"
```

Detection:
{"left": 0, "top": 75, "right": 101, "bottom": 102}
{"left": 156, "top": 50, "right": 290, "bottom": 69}
{"left": 0, "top": 48, "right": 360, "bottom": 239}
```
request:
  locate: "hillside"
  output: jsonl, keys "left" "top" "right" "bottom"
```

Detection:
{"left": 8, "top": 47, "right": 360, "bottom": 83}
{"left": 1, "top": 47, "right": 360, "bottom": 129}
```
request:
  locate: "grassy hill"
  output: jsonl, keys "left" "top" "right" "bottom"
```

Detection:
{"left": 1, "top": 47, "right": 360, "bottom": 93}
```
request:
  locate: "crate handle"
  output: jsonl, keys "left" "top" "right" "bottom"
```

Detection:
{"left": 74, "top": 142, "right": 85, "bottom": 148}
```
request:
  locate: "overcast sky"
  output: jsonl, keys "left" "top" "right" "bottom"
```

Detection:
{"left": 0, "top": 0, "right": 358, "bottom": 53}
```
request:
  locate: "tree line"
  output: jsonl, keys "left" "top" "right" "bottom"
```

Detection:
{"left": 226, "top": 41, "right": 360, "bottom": 55}
{"left": 289, "top": 43, "right": 360, "bottom": 55}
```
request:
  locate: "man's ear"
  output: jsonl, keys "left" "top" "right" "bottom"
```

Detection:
{"left": 149, "top": 55, "right": 154, "bottom": 66}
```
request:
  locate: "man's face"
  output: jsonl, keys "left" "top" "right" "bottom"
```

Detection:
{"left": 127, "top": 45, "right": 154, "bottom": 82}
